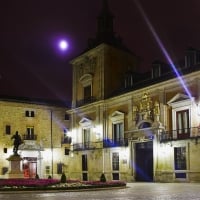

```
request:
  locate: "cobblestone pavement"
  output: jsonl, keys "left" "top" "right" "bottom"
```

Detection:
{"left": 1, "top": 182, "right": 200, "bottom": 200}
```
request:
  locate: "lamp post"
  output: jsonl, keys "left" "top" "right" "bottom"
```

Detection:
{"left": 50, "top": 110, "right": 53, "bottom": 178}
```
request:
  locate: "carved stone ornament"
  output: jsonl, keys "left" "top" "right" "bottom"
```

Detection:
{"left": 78, "top": 57, "right": 97, "bottom": 78}
{"left": 133, "top": 92, "right": 160, "bottom": 123}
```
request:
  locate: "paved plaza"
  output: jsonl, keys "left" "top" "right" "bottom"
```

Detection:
{"left": 1, "top": 182, "right": 200, "bottom": 200}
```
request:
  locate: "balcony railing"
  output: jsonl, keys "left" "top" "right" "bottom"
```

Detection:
{"left": 23, "top": 134, "right": 37, "bottom": 140}
{"left": 73, "top": 141, "right": 103, "bottom": 151}
{"left": 73, "top": 138, "right": 129, "bottom": 151}
{"left": 103, "top": 138, "right": 128, "bottom": 148}
{"left": 76, "top": 96, "right": 96, "bottom": 107}
{"left": 160, "top": 127, "right": 200, "bottom": 142}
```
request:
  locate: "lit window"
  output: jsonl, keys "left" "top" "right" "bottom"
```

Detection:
{"left": 113, "top": 123, "right": 123, "bottom": 143}
{"left": 176, "top": 110, "right": 189, "bottom": 139}
{"left": 112, "top": 152, "right": 119, "bottom": 171}
{"left": 174, "top": 147, "right": 186, "bottom": 170}
{"left": 174, "top": 146, "right": 187, "bottom": 178}
{"left": 26, "top": 127, "right": 35, "bottom": 140}
{"left": 83, "top": 128, "right": 90, "bottom": 148}
{"left": 45, "top": 166, "right": 50, "bottom": 175}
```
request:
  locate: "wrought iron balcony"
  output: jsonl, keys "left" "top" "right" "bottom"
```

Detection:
{"left": 73, "top": 138, "right": 128, "bottom": 151}
{"left": 23, "top": 134, "right": 37, "bottom": 140}
{"left": 103, "top": 138, "right": 128, "bottom": 148}
{"left": 76, "top": 96, "right": 96, "bottom": 107}
{"left": 73, "top": 141, "right": 103, "bottom": 151}
{"left": 160, "top": 127, "right": 200, "bottom": 142}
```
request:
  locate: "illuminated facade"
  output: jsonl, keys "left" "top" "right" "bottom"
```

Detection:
{"left": 67, "top": 44, "right": 200, "bottom": 182}
{"left": 1, "top": 0, "right": 200, "bottom": 183}
{"left": 66, "top": 1, "right": 200, "bottom": 182}
{"left": 0, "top": 98, "right": 69, "bottom": 179}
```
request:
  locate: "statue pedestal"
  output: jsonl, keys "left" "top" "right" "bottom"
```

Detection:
{"left": 7, "top": 154, "right": 24, "bottom": 178}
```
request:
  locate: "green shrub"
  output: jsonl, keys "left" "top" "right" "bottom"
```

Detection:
{"left": 100, "top": 173, "right": 106, "bottom": 182}
{"left": 60, "top": 173, "right": 67, "bottom": 183}
{"left": 48, "top": 175, "right": 52, "bottom": 179}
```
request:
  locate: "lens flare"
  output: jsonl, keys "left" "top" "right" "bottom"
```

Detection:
{"left": 134, "top": 0, "right": 192, "bottom": 99}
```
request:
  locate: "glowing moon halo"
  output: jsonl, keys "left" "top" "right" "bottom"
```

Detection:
{"left": 59, "top": 40, "right": 68, "bottom": 50}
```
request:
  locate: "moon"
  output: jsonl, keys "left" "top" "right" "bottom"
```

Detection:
{"left": 59, "top": 40, "right": 68, "bottom": 50}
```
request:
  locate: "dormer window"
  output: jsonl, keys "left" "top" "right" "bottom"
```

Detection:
{"left": 124, "top": 70, "right": 134, "bottom": 88}
{"left": 184, "top": 47, "right": 200, "bottom": 67}
{"left": 152, "top": 65, "right": 161, "bottom": 78}
{"left": 151, "top": 60, "right": 162, "bottom": 79}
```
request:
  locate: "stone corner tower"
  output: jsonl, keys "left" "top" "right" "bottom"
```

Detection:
{"left": 70, "top": 0, "right": 139, "bottom": 108}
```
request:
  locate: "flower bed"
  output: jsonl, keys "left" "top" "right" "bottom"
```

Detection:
{"left": 0, "top": 178, "right": 59, "bottom": 187}
{"left": 0, "top": 178, "right": 126, "bottom": 191}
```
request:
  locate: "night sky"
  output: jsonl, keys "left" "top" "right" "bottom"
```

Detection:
{"left": 0, "top": 0, "right": 200, "bottom": 104}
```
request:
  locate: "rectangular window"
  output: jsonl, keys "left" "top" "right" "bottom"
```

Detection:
{"left": 113, "top": 123, "right": 123, "bottom": 143}
{"left": 82, "top": 173, "right": 88, "bottom": 181}
{"left": 82, "top": 154, "right": 88, "bottom": 171}
{"left": 5, "top": 125, "right": 11, "bottom": 135}
{"left": 112, "top": 173, "right": 119, "bottom": 180}
{"left": 176, "top": 110, "right": 189, "bottom": 139}
{"left": 174, "top": 147, "right": 186, "bottom": 170}
{"left": 25, "top": 110, "right": 35, "bottom": 117}
{"left": 63, "top": 136, "right": 72, "bottom": 144}
{"left": 84, "top": 85, "right": 91, "bottom": 100}
{"left": 64, "top": 114, "right": 69, "bottom": 120}
{"left": 3, "top": 148, "right": 7, "bottom": 153}
{"left": 83, "top": 128, "right": 90, "bottom": 148}
{"left": 31, "top": 111, "right": 35, "bottom": 117}
{"left": 45, "top": 166, "right": 50, "bottom": 175}
{"left": 25, "top": 110, "right": 29, "bottom": 117}
{"left": 112, "top": 152, "right": 119, "bottom": 171}
{"left": 64, "top": 148, "right": 70, "bottom": 155}
{"left": 27, "top": 127, "right": 35, "bottom": 140}
{"left": 57, "top": 163, "right": 63, "bottom": 174}
{"left": 152, "top": 66, "right": 161, "bottom": 78}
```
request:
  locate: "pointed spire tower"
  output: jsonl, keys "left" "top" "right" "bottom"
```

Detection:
{"left": 96, "top": 0, "right": 114, "bottom": 42}
{"left": 88, "top": 0, "right": 129, "bottom": 51}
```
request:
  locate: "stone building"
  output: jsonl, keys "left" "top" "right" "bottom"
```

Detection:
{"left": 0, "top": 97, "right": 69, "bottom": 179}
{"left": 66, "top": 0, "right": 200, "bottom": 182}
{"left": 1, "top": 0, "right": 200, "bottom": 182}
